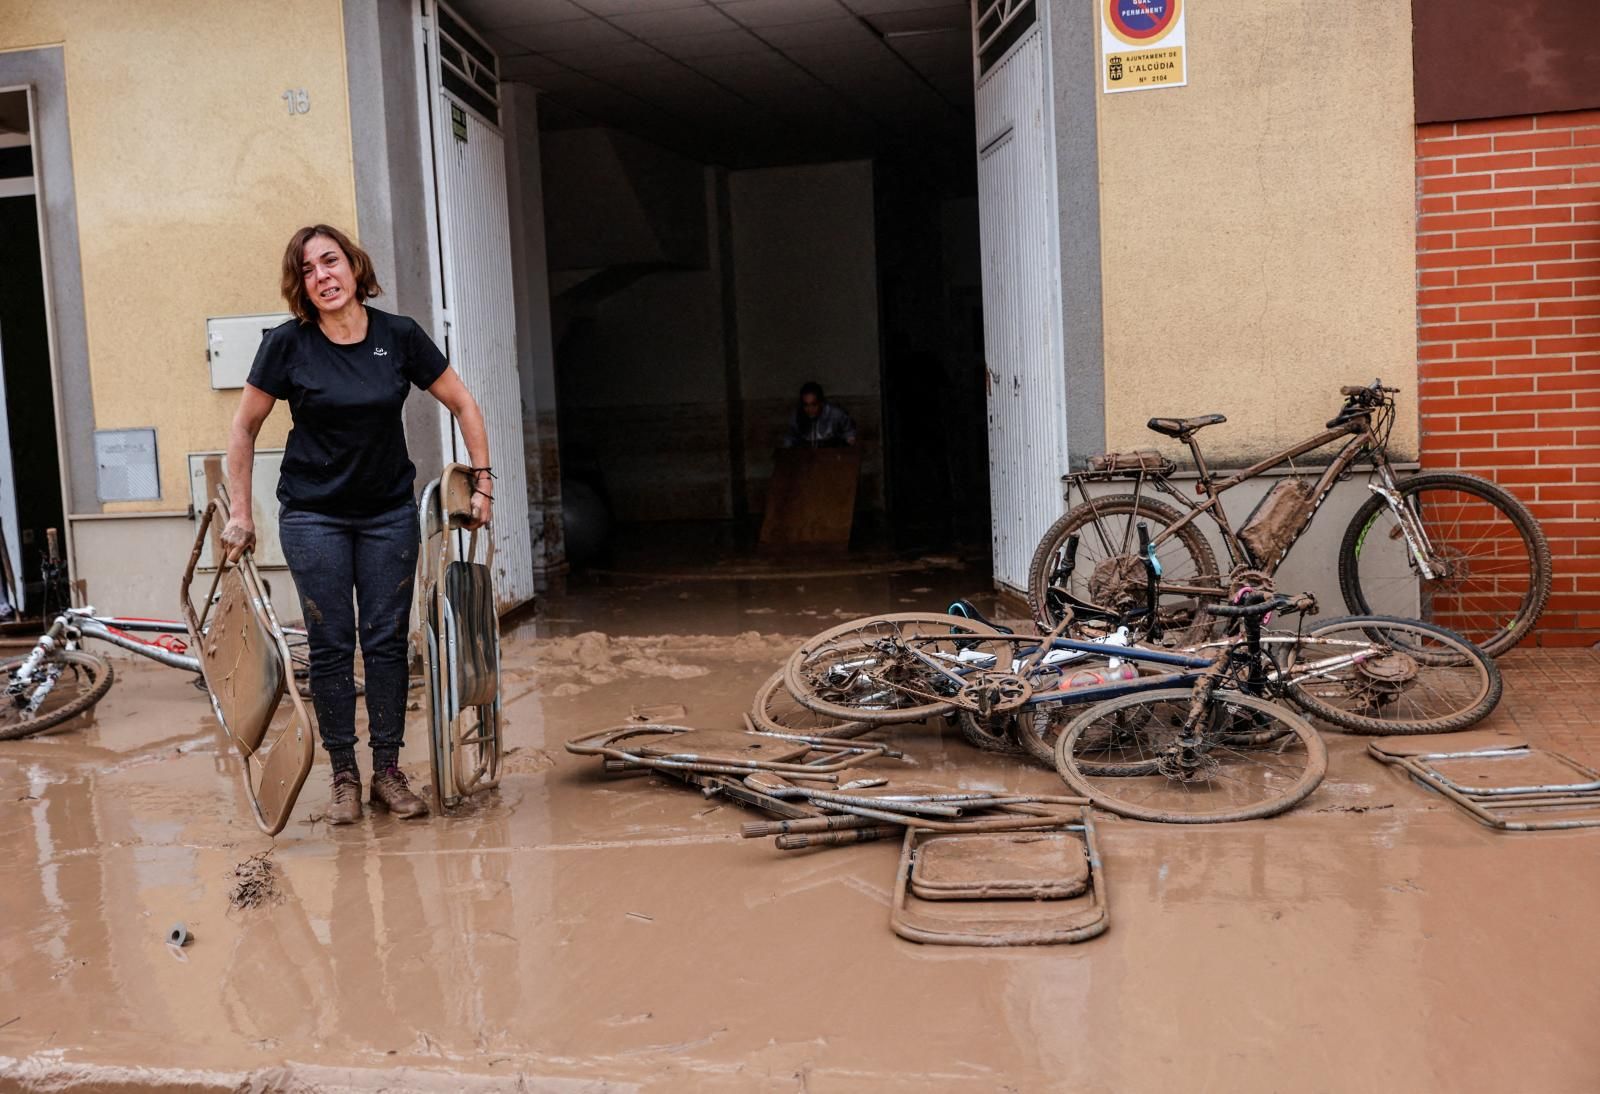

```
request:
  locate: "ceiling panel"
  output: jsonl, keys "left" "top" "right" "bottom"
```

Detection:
{"left": 715, "top": 0, "right": 852, "bottom": 29}
{"left": 752, "top": 17, "right": 877, "bottom": 48}
{"left": 500, "top": 53, "right": 575, "bottom": 79}
{"left": 863, "top": 5, "right": 968, "bottom": 33}
{"left": 651, "top": 28, "right": 770, "bottom": 58}
{"left": 576, "top": 0, "right": 707, "bottom": 13}
{"left": 463, "top": 0, "right": 589, "bottom": 28}
{"left": 545, "top": 40, "right": 672, "bottom": 70}
{"left": 840, "top": 0, "right": 967, "bottom": 13}
{"left": 608, "top": 6, "right": 739, "bottom": 38}
{"left": 452, "top": 0, "right": 975, "bottom": 173}
{"left": 500, "top": 17, "right": 629, "bottom": 51}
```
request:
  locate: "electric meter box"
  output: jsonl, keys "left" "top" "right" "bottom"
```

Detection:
{"left": 206, "top": 313, "right": 290, "bottom": 389}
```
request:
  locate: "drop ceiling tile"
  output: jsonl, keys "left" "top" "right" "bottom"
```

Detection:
{"left": 753, "top": 17, "right": 875, "bottom": 47}
{"left": 456, "top": 0, "right": 589, "bottom": 29}
{"left": 841, "top": 0, "right": 965, "bottom": 12}
{"left": 651, "top": 28, "right": 769, "bottom": 58}
{"left": 501, "top": 17, "right": 630, "bottom": 51}
{"left": 888, "top": 31, "right": 971, "bottom": 68}
{"left": 501, "top": 53, "right": 575, "bottom": 79}
{"left": 863, "top": 5, "right": 968, "bottom": 33}
{"left": 608, "top": 5, "right": 738, "bottom": 37}
{"left": 479, "top": 29, "right": 531, "bottom": 58}
{"left": 716, "top": 0, "right": 850, "bottom": 29}
{"left": 577, "top": 0, "right": 706, "bottom": 14}
{"left": 546, "top": 40, "right": 670, "bottom": 69}
{"left": 527, "top": 68, "right": 612, "bottom": 92}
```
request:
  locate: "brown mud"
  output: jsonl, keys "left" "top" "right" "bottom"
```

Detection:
{"left": 2, "top": 571, "right": 1599, "bottom": 1091}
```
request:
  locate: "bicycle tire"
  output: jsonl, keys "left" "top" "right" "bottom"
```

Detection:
{"left": 1020, "top": 698, "right": 1160, "bottom": 772}
{"left": 0, "top": 649, "right": 115, "bottom": 741}
{"left": 784, "top": 613, "right": 1004, "bottom": 726}
{"left": 750, "top": 668, "right": 870, "bottom": 739}
{"left": 1338, "top": 471, "right": 1551, "bottom": 657}
{"left": 954, "top": 710, "right": 1024, "bottom": 754}
{"left": 1053, "top": 687, "right": 1326, "bottom": 823}
{"left": 1280, "top": 615, "right": 1502, "bottom": 735}
{"left": 1026, "top": 494, "right": 1221, "bottom": 642}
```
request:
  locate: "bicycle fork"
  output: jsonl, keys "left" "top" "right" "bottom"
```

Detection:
{"left": 1366, "top": 468, "right": 1439, "bottom": 581}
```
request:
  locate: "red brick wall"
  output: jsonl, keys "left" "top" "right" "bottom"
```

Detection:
{"left": 1416, "top": 108, "right": 1600, "bottom": 647}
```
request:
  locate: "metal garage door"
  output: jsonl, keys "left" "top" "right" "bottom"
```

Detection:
{"left": 975, "top": 11, "right": 1069, "bottom": 594}
{"left": 420, "top": 0, "right": 535, "bottom": 610}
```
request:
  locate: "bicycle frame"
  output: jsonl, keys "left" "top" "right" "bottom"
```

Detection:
{"left": 1065, "top": 411, "right": 1438, "bottom": 601}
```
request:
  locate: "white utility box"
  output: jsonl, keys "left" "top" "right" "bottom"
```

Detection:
{"left": 206, "top": 313, "right": 290, "bottom": 389}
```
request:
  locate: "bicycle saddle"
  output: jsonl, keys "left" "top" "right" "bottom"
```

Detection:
{"left": 946, "top": 599, "right": 1015, "bottom": 635}
{"left": 1146, "top": 413, "right": 1226, "bottom": 438}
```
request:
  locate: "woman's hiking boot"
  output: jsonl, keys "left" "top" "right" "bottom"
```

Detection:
{"left": 370, "top": 765, "right": 429, "bottom": 818}
{"left": 328, "top": 771, "right": 362, "bottom": 825}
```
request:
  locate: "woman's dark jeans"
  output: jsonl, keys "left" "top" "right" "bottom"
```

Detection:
{"left": 278, "top": 503, "right": 418, "bottom": 772}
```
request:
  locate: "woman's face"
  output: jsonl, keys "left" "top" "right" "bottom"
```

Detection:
{"left": 301, "top": 235, "right": 357, "bottom": 315}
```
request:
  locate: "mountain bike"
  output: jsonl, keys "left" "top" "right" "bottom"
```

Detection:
{"left": 783, "top": 594, "right": 1502, "bottom": 772}
{"left": 1027, "top": 379, "right": 1551, "bottom": 656}
{"left": 0, "top": 605, "right": 311, "bottom": 742}
{"left": 1050, "top": 595, "right": 1329, "bottom": 823}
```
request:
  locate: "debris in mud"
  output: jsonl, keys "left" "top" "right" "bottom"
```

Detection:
{"left": 1314, "top": 804, "right": 1395, "bottom": 815}
{"left": 503, "top": 630, "right": 798, "bottom": 700}
{"left": 227, "top": 850, "right": 282, "bottom": 910}
{"left": 499, "top": 746, "right": 556, "bottom": 775}
{"left": 630, "top": 703, "right": 687, "bottom": 722}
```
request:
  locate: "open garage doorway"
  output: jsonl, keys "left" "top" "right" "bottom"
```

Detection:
{"left": 0, "top": 89, "right": 67, "bottom": 619}
{"left": 454, "top": 0, "right": 990, "bottom": 575}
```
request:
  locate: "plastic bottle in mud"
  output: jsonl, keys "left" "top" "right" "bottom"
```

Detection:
{"left": 1058, "top": 663, "right": 1138, "bottom": 691}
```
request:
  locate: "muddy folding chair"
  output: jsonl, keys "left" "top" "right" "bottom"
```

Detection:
{"left": 565, "top": 723, "right": 899, "bottom": 782}
{"left": 416, "top": 463, "right": 502, "bottom": 811}
{"left": 890, "top": 809, "right": 1110, "bottom": 946}
{"left": 1370, "top": 731, "right": 1600, "bottom": 831}
{"left": 182, "top": 487, "right": 315, "bottom": 836}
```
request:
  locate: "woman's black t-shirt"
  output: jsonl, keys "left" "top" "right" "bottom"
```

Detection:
{"left": 246, "top": 307, "right": 448, "bottom": 516}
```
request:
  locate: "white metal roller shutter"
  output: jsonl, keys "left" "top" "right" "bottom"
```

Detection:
{"left": 423, "top": 1, "right": 535, "bottom": 610}
{"left": 975, "top": 21, "right": 1069, "bottom": 594}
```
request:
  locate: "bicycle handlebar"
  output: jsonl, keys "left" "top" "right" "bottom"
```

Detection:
{"left": 1339, "top": 381, "right": 1401, "bottom": 397}
{"left": 1208, "top": 593, "right": 1316, "bottom": 619}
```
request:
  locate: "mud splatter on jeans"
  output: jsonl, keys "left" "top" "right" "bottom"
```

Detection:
{"left": 279, "top": 502, "right": 418, "bottom": 759}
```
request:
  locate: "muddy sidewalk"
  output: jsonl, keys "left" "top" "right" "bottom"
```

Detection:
{"left": 2, "top": 573, "right": 1599, "bottom": 1092}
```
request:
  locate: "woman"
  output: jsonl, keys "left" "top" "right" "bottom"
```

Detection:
{"left": 220, "top": 224, "right": 493, "bottom": 826}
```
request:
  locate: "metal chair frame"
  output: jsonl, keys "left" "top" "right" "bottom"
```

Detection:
{"left": 181, "top": 488, "right": 315, "bottom": 836}
{"left": 416, "top": 463, "right": 503, "bottom": 810}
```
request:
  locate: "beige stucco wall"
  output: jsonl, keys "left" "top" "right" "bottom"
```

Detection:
{"left": 0, "top": 0, "right": 358, "bottom": 511}
{"left": 1095, "top": 0, "right": 1418, "bottom": 464}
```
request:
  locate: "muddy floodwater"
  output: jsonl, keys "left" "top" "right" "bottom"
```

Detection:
{"left": 2, "top": 567, "right": 1599, "bottom": 1091}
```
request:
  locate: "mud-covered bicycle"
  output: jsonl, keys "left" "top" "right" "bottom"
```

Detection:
{"left": 0, "top": 604, "right": 312, "bottom": 742}
{"left": 783, "top": 593, "right": 1501, "bottom": 744}
{"left": 1028, "top": 379, "right": 1551, "bottom": 656}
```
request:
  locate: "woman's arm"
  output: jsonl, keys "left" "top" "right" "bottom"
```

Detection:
{"left": 221, "top": 384, "right": 277, "bottom": 562}
{"left": 426, "top": 367, "right": 493, "bottom": 528}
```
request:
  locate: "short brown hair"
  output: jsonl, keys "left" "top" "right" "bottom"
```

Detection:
{"left": 280, "top": 224, "right": 383, "bottom": 323}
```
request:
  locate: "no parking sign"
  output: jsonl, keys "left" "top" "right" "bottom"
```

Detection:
{"left": 1102, "top": 0, "right": 1187, "bottom": 93}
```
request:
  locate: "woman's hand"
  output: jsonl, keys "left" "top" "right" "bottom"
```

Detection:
{"left": 221, "top": 514, "right": 257, "bottom": 563}
{"left": 467, "top": 491, "right": 493, "bottom": 530}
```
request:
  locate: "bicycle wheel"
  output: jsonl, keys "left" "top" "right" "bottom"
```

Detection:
{"left": 954, "top": 710, "right": 1024, "bottom": 754}
{"left": 750, "top": 668, "right": 870, "bottom": 739}
{"left": 1021, "top": 694, "right": 1159, "bottom": 771}
{"left": 1338, "top": 471, "right": 1551, "bottom": 657}
{"left": 1277, "top": 616, "right": 1502, "bottom": 735}
{"left": 1027, "top": 494, "right": 1221, "bottom": 642}
{"left": 0, "top": 649, "right": 115, "bottom": 741}
{"left": 1054, "top": 687, "right": 1326, "bottom": 823}
{"left": 785, "top": 613, "right": 1005, "bottom": 725}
